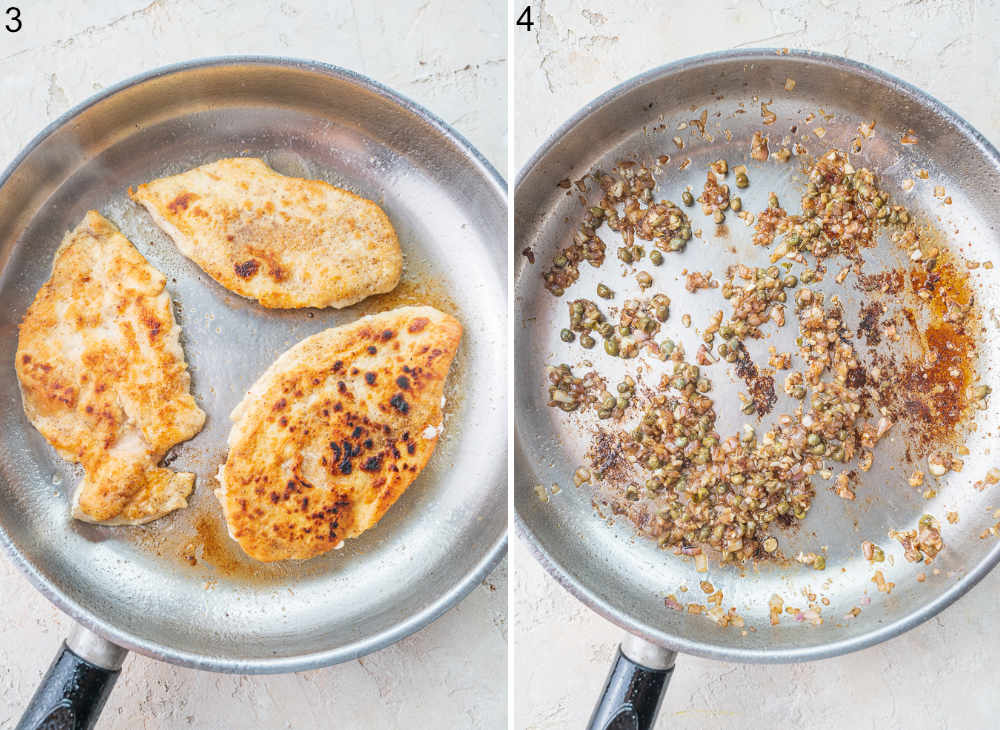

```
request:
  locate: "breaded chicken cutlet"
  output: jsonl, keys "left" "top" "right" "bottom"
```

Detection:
{"left": 130, "top": 157, "right": 402, "bottom": 309}
{"left": 216, "top": 305, "right": 461, "bottom": 561}
{"left": 15, "top": 211, "right": 205, "bottom": 524}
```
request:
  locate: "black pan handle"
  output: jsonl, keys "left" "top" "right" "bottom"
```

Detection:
{"left": 587, "top": 635, "right": 677, "bottom": 730}
{"left": 16, "top": 625, "right": 128, "bottom": 730}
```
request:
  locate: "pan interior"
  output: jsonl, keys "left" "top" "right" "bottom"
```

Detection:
{"left": 0, "top": 60, "right": 506, "bottom": 670}
{"left": 516, "top": 52, "right": 1000, "bottom": 661}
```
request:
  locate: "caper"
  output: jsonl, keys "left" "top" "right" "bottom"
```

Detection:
{"left": 669, "top": 237, "right": 686, "bottom": 251}
{"left": 741, "top": 401, "right": 756, "bottom": 415}
{"left": 735, "top": 172, "right": 749, "bottom": 188}
{"left": 661, "top": 338, "right": 675, "bottom": 355}
{"left": 618, "top": 247, "right": 634, "bottom": 264}
{"left": 768, "top": 193, "right": 779, "bottom": 209}
{"left": 598, "top": 322, "right": 615, "bottom": 338}
{"left": 681, "top": 190, "right": 694, "bottom": 206}
{"left": 560, "top": 329, "right": 574, "bottom": 342}
{"left": 782, "top": 274, "right": 798, "bottom": 288}
{"left": 580, "top": 334, "right": 595, "bottom": 349}
{"left": 730, "top": 196, "right": 742, "bottom": 212}
{"left": 812, "top": 555, "right": 826, "bottom": 571}
{"left": 597, "top": 283, "right": 613, "bottom": 299}
{"left": 604, "top": 338, "right": 620, "bottom": 356}
{"left": 636, "top": 271, "right": 653, "bottom": 289}
{"left": 712, "top": 209, "right": 724, "bottom": 224}
{"left": 554, "top": 254, "right": 568, "bottom": 267}
{"left": 655, "top": 304, "right": 670, "bottom": 322}
{"left": 649, "top": 250, "right": 664, "bottom": 266}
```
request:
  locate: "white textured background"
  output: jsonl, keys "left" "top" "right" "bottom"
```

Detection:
{"left": 0, "top": 2, "right": 506, "bottom": 729}
{"left": 515, "top": 1, "right": 1000, "bottom": 728}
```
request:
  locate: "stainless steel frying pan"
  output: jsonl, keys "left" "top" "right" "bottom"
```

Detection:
{"left": 0, "top": 57, "right": 506, "bottom": 728}
{"left": 515, "top": 49, "right": 1000, "bottom": 727}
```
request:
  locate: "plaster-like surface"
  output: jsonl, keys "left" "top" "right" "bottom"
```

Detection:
{"left": 515, "top": 1, "right": 1000, "bottom": 727}
{"left": 0, "top": 2, "right": 506, "bottom": 728}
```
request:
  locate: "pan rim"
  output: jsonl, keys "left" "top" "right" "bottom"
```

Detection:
{"left": 0, "top": 55, "right": 508, "bottom": 674}
{"left": 514, "top": 47, "right": 1000, "bottom": 664}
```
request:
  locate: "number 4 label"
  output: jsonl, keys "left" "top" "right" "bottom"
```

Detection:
{"left": 516, "top": 5, "right": 533, "bottom": 31}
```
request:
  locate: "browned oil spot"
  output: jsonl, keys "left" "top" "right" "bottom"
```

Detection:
{"left": 180, "top": 516, "right": 247, "bottom": 576}
{"left": 877, "top": 257, "right": 979, "bottom": 455}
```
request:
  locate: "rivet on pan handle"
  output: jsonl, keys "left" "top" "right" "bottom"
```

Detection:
{"left": 587, "top": 634, "right": 677, "bottom": 730}
{"left": 15, "top": 624, "right": 128, "bottom": 730}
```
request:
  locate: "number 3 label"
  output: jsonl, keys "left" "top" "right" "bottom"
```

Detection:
{"left": 6, "top": 6, "right": 21, "bottom": 32}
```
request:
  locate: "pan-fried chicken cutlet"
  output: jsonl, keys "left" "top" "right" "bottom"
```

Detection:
{"left": 216, "top": 306, "right": 462, "bottom": 561}
{"left": 129, "top": 158, "right": 402, "bottom": 309}
{"left": 15, "top": 211, "right": 206, "bottom": 525}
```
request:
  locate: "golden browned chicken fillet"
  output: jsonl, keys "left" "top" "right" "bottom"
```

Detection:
{"left": 15, "top": 211, "right": 206, "bottom": 524}
{"left": 216, "top": 306, "right": 462, "bottom": 561}
{"left": 129, "top": 157, "right": 402, "bottom": 309}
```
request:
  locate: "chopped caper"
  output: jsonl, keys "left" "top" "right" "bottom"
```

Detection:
{"left": 597, "top": 283, "right": 613, "bottom": 299}
{"left": 560, "top": 329, "right": 574, "bottom": 343}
